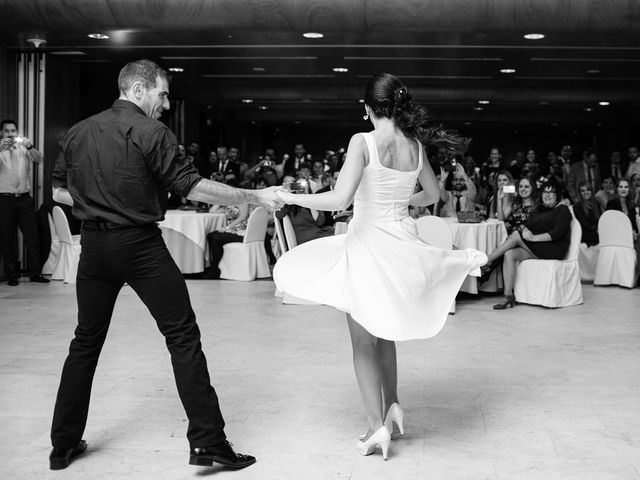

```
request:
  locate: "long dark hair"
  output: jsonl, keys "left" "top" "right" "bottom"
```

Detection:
{"left": 364, "top": 73, "right": 470, "bottom": 153}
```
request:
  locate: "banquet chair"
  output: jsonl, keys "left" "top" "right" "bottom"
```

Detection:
{"left": 578, "top": 243, "right": 599, "bottom": 282}
{"left": 51, "top": 206, "right": 81, "bottom": 284}
{"left": 593, "top": 210, "right": 637, "bottom": 288}
{"left": 282, "top": 215, "right": 298, "bottom": 249}
{"left": 513, "top": 213, "right": 583, "bottom": 308}
{"left": 219, "top": 207, "right": 271, "bottom": 281}
{"left": 415, "top": 216, "right": 456, "bottom": 314}
{"left": 41, "top": 212, "right": 61, "bottom": 275}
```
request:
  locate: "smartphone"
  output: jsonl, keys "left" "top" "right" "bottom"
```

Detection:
{"left": 503, "top": 185, "right": 516, "bottom": 194}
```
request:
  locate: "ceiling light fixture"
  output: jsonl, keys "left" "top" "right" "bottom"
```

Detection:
{"left": 478, "top": 100, "right": 490, "bottom": 104}
{"left": 358, "top": 99, "right": 365, "bottom": 103}
{"left": 587, "top": 69, "right": 600, "bottom": 74}
{"left": 168, "top": 67, "right": 184, "bottom": 72}
{"left": 303, "top": 32, "right": 324, "bottom": 39}
{"left": 584, "top": 107, "right": 593, "bottom": 112}
{"left": 598, "top": 101, "right": 610, "bottom": 106}
{"left": 26, "top": 38, "right": 47, "bottom": 48}
{"left": 333, "top": 67, "right": 349, "bottom": 73}
{"left": 500, "top": 68, "right": 516, "bottom": 73}
{"left": 524, "top": 33, "right": 545, "bottom": 40}
{"left": 87, "top": 33, "right": 109, "bottom": 40}
{"left": 473, "top": 107, "right": 484, "bottom": 111}
{"left": 252, "top": 67, "right": 266, "bottom": 72}
{"left": 258, "top": 105, "right": 269, "bottom": 110}
{"left": 241, "top": 99, "right": 254, "bottom": 103}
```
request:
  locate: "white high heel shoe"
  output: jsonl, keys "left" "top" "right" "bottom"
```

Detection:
{"left": 355, "top": 426, "right": 391, "bottom": 460}
{"left": 384, "top": 403, "right": 405, "bottom": 436}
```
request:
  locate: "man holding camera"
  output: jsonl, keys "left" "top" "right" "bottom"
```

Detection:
{"left": 0, "top": 119, "right": 49, "bottom": 286}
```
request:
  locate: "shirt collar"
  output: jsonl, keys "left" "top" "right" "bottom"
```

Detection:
{"left": 112, "top": 99, "right": 147, "bottom": 116}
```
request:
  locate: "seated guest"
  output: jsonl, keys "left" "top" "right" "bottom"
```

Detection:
{"left": 568, "top": 150, "right": 601, "bottom": 204}
{"left": 438, "top": 163, "right": 477, "bottom": 217}
{"left": 603, "top": 150, "right": 625, "bottom": 182}
{"left": 275, "top": 181, "right": 334, "bottom": 244}
{"left": 574, "top": 181, "right": 603, "bottom": 246}
{"left": 487, "top": 170, "right": 515, "bottom": 221}
{"left": 482, "top": 178, "right": 572, "bottom": 309}
{"left": 595, "top": 176, "right": 616, "bottom": 211}
{"left": 309, "top": 159, "right": 326, "bottom": 192}
{"left": 606, "top": 178, "right": 639, "bottom": 234}
{"left": 521, "top": 149, "right": 541, "bottom": 181}
{"left": 630, "top": 173, "right": 640, "bottom": 206}
{"left": 504, "top": 176, "right": 537, "bottom": 235}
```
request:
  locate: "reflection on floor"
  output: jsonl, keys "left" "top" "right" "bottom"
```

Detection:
{"left": 0, "top": 279, "right": 639, "bottom": 480}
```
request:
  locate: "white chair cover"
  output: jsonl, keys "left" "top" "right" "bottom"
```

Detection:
{"left": 514, "top": 214, "right": 583, "bottom": 308}
{"left": 219, "top": 207, "right": 271, "bottom": 281}
{"left": 593, "top": 210, "right": 637, "bottom": 288}
{"left": 42, "top": 212, "right": 60, "bottom": 275}
{"left": 415, "top": 216, "right": 456, "bottom": 314}
{"left": 51, "top": 206, "right": 81, "bottom": 284}
{"left": 282, "top": 215, "right": 298, "bottom": 249}
{"left": 578, "top": 243, "right": 599, "bottom": 282}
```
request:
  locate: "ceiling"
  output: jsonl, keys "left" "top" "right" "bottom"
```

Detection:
{"left": 2, "top": 0, "right": 640, "bottom": 127}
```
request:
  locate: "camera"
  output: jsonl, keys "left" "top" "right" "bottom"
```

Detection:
{"left": 288, "top": 179, "right": 308, "bottom": 194}
{"left": 442, "top": 159, "right": 457, "bottom": 173}
{"left": 263, "top": 160, "right": 273, "bottom": 167}
{"left": 503, "top": 185, "right": 516, "bottom": 194}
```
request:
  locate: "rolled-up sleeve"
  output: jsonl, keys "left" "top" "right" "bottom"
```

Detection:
{"left": 52, "top": 135, "right": 69, "bottom": 189}
{"left": 146, "top": 127, "right": 202, "bottom": 197}
{"left": 548, "top": 205, "right": 572, "bottom": 241}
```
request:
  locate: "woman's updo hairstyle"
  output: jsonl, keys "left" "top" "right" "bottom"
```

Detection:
{"left": 364, "top": 73, "right": 470, "bottom": 153}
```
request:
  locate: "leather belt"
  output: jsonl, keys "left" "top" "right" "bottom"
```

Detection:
{"left": 82, "top": 220, "right": 135, "bottom": 231}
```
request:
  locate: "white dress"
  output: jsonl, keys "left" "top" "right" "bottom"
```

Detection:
{"left": 273, "top": 132, "right": 487, "bottom": 341}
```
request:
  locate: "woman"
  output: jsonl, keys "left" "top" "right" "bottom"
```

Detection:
{"left": 309, "top": 159, "right": 326, "bottom": 192}
{"left": 574, "top": 181, "right": 602, "bottom": 246}
{"left": 487, "top": 170, "right": 515, "bottom": 220}
{"left": 606, "top": 178, "right": 638, "bottom": 234}
{"left": 595, "top": 176, "right": 616, "bottom": 211}
{"left": 273, "top": 73, "right": 486, "bottom": 460}
{"left": 521, "top": 149, "right": 540, "bottom": 180}
{"left": 482, "top": 178, "right": 572, "bottom": 309}
{"left": 630, "top": 173, "right": 640, "bottom": 206}
{"left": 503, "top": 176, "right": 537, "bottom": 235}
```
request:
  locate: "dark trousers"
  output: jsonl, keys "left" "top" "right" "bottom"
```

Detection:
{"left": 0, "top": 194, "right": 41, "bottom": 278}
{"left": 51, "top": 223, "right": 226, "bottom": 449}
{"left": 205, "top": 231, "right": 243, "bottom": 278}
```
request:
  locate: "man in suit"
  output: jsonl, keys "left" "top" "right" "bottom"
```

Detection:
{"left": 278, "top": 143, "right": 306, "bottom": 178}
{"left": 211, "top": 146, "right": 240, "bottom": 181}
{"left": 601, "top": 150, "right": 625, "bottom": 182}
{"left": 558, "top": 144, "right": 573, "bottom": 181}
{"left": 626, "top": 145, "right": 640, "bottom": 179}
{"left": 568, "top": 150, "right": 601, "bottom": 204}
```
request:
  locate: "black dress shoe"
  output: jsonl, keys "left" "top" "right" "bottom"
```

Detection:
{"left": 8, "top": 277, "right": 19, "bottom": 286}
{"left": 189, "top": 440, "right": 256, "bottom": 469}
{"left": 49, "top": 440, "right": 87, "bottom": 470}
{"left": 30, "top": 274, "right": 50, "bottom": 283}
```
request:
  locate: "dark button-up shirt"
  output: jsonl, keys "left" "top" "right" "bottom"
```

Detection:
{"left": 52, "top": 99, "right": 202, "bottom": 225}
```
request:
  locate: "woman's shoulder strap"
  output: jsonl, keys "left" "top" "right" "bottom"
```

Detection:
{"left": 360, "top": 132, "right": 378, "bottom": 166}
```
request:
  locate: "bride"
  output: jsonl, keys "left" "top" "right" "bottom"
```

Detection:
{"left": 274, "top": 73, "right": 486, "bottom": 460}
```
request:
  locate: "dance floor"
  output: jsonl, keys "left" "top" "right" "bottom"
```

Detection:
{"left": 1, "top": 279, "right": 639, "bottom": 479}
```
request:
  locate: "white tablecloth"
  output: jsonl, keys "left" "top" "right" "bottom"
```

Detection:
{"left": 443, "top": 217, "right": 508, "bottom": 293}
{"left": 158, "top": 210, "right": 226, "bottom": 273}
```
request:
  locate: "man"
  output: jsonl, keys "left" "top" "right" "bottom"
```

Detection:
{"left": 558, "top": 144, "right": 573, "bottom": 180}
{"left": 604, "top": 150, "right": 625, "bottom": 182}
{"left": 0, "top": 119, "right": 49, "bottom": 285}
{"left": 625, "top": 145, "right": 640, "bottom": 179}
{"left": 567, "top": 150, "right": 601, "bottom": 204}
{"left": 438, "top": 164, "right": 477, "bottom": 218}
{"left": 49, "top": 59, "right": 282, "bottom": 471}
{"left": 278, "top": 143, "right": 306, "bottom": 178}
{"left": 185, "top": 140, "right": 205, "bottom": 176}
{"left": 212, "top": 145, "right": 239, "bottom": 179}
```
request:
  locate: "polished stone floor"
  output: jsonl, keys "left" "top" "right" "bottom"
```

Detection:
{"left": 0, "top": 279, "right": 639, "bottom": 480}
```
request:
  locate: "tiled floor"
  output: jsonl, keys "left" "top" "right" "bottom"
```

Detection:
{"left": 0, "top": 279, "right": 639, "bottom": 479}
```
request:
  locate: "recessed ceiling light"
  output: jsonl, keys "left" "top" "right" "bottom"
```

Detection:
{"left": 473, "top": 107, "right": 484, "bottom": 111}
{"left": 358, "top": 99, "right": 365, "bottom": 103}
{"left": 303, "top": 32, "right": 324, "bottom": 39}
{"left": 584, "top": 107, "right": 593, "bottom": 112}
{"left": 258, "top": 105, "right": 269, "bottom": 110}
{"left": 293, "top": 120, "right": 301, "bottom": 124}
{"left": 551, "top": 122, "right": 558, "bottom": 126}
{"left": 168, "top": 67, "right": 183, "bottom": 72}
{"left": 539, "top": 101, "right": 549, "bottom": 105}
{"left": 241, "top": 99, "right": 254, "bottom": 104}
{"left": 333, "top": 67, "right": 349, "bottom": 73}
{"left": 252, "top": 67, "right": 266, "bottom": 72}
{"left": 87, "top": 33, "right": 109, "bottom": 40}
{"left": 598, "top": 101, "right": 610, "bottom": 106}
{"left": 500, "top": 68, "right": 516, "bottom": 73}
{"left": 478, "top": 100, "right": 490, "bottom": 104}
{"left": 524, "top": 33, "right": 545, "bottom": 40}
{"left": 587, "top": 69, "right": 600, "bottom": 74}
{"left": 464, "top": 121, "right": 472, "bottom": 125}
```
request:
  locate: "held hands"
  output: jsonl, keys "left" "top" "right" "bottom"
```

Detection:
{"left": 276, "top": 190, "right": 296, "bottom": 205}
{"left": 255, "top": 186, "right": 286, "bottom": 212}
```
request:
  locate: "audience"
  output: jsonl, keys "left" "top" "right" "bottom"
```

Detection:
{"left": 503, "top": 176, "right": 537, "bottom": 235}
{"left": 595, "top": 176, "right": 616, "bottom": 210}
{"left": 487, "top": 171, "right": 515, "bottom": 221}
{"left": 438, "top": 164, "right": 478, "bottom": 217}
{"left": 606, "top": 178, "right": 638, "bottom": 235}
{"left": 568, "top": 150, "right": 601, "bottom": 204}
{"left": 573, "top": 181, "right": 602, "bottom": 246}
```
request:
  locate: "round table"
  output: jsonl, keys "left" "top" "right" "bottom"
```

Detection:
{"left": 158, "top": 210, "right": 227, "bottom": 273}
{"left": 443, "top": 217, "right": 508, "bottom": 293}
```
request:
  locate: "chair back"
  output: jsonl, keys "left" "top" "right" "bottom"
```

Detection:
{"left": 282, "top": 215, "right": 298, "bottom": 249}
{"left": 273, "top": 213, "right": 288, "bottom": 253}
{"left": 243, "top": 207, "right": 270, "bottom": 243}
{"left": 598, "top": 210, "right": 634, "bottom": 248}
{"left": 52, "top": 206, "right": 74, "bottom": 244}
{"left": 48, "top": 212, "right": 59, "bottom": 242}
{"left": 564, "top": 214, "right": 582, "bottom": 261}
{"left": 415, "top": 215, "right": 453, "bottom": 249}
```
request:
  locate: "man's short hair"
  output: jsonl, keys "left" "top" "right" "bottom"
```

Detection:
{"left": 118, "top": 59, "right": 168, "bottom": 94}
{"left": 0, "top": 119, "right": 17, "bottom": 130}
